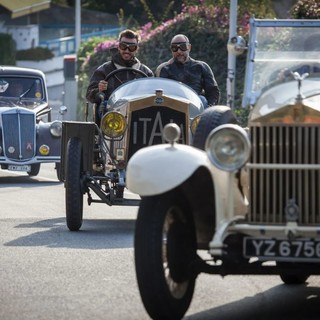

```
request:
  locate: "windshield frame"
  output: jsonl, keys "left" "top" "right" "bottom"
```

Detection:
{"left": 243, "top": 18, "right": 320, "bottom": 108}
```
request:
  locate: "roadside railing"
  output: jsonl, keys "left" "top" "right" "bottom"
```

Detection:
{"left": 39, "top": 27, "right": 122, "bottom": 56}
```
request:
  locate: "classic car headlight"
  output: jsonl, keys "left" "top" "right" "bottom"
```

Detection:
{"left": 101, "top": 111, "right": 127, "bottom": 138}
{"left": 163, "top": 123, "right": 181, "bottom": 143}
{"left": 205, "top": 124, "right": 251, "bottom": 172}
{"left": 50, "top": 121, "right": 63, "bottom": 137}
{"left": 190, "top": 115, "right": 201, "bottom": 135}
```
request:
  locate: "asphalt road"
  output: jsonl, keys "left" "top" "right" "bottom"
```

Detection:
{"left": 1, "top": 164, "right": 320, "bottom": 320}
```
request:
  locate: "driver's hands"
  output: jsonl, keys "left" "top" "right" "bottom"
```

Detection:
{"left": 98, "top": 80, "right": 108, "bottom": 92}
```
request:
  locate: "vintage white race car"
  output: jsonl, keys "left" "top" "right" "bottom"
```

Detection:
{"left": 60, "top": 74, "right": 205, "bottom": 231}
{"left": 127, "top": 18, "right": 320, "bottom": 319}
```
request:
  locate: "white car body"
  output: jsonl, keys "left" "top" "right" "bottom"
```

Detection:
{"left": 127, "top": 18, "right": 320, "bottom": 320}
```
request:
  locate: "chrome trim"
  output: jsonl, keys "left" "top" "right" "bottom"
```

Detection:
{"left": 249, "top": 124, "right": 320, "bottom": 225}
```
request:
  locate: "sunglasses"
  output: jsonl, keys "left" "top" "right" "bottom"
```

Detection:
{"left": 170, "top": 43, "right": 189, "bottom": 52}
{"left": 119, "top": 42, "right": 138, "bottom": 52}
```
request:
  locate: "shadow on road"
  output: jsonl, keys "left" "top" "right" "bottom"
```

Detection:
{"left": 186, "top": 282, "right": 320, "bottom": 320}
{"left": 4, "top": 218, "right": 135, "bottom": 250}
{"left": 3, "top": 215, "right": 320, "bottom": 319}
{"left": 0, "top": 175, "right": 62, "bottom": 187}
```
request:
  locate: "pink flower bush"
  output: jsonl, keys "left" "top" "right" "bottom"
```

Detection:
{"left": 85, "top": 3, "right": 250, "bottom": 66}
{"left": 95, "top": 40, "right": 117, "bottom": 53}
{"left": 81, "top": 1, "right": 253, "bottom": 78}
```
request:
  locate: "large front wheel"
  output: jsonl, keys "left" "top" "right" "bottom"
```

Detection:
{"left": 65, "top": 137, "right": 83, "bottom": 231}
{"left": 135, "top": 190, "right": 197, "bottom": 320}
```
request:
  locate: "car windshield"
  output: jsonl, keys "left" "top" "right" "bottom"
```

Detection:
{"left": 243, "top": 19, "right": 320, "bottom": 107}
{"left": 0, "top": 76, "right": 46, "bottom": 109}
{"left": 107, "top": 78, "right": 204, "bottom": 118}
{"left": 108, "top": 78, "right": 203, "bottom": 106}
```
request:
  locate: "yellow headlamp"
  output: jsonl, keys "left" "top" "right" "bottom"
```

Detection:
{"left": 101, "top": 111, "right": 127, "bottom": 138}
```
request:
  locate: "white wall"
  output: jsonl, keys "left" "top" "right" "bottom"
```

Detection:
{"left": 6, "top": 25, "right": 39, "bottom": 50}
{"left": 17, "top": 56, "right": 65, "bottom": 87}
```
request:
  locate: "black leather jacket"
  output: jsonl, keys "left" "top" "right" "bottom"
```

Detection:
{"left": 86, "top": 53, "right": 153, "bottom": 104}
{"left": 156, "top": 57, "right": 220, "bottom": 106}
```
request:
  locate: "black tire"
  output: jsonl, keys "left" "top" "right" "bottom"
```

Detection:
{"left": 135, "top": 190, "right": 197, "bottom": 320}
{"left": 65, "top": 137, "right": 83, "bottom": 231}
{"left": 278, "top": 262, "right": 309, "bottom": 284}
{"left": 280, "top": 274, "right": 309, "bottom": 285}
{"left": 55, "top": 162, "right": 63, "bottom": 182}
{"left": 28, "top": 163, "right": 41, "bottom": 176}
{"left": 192, "top": 105, "right": 238, "bottom": 150}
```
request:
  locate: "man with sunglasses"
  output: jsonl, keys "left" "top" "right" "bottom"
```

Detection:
{"left": 86, "top": 29, "right": 153, "bottom": 123}
{"left": 156, "top": 34, "right": 220, "bottom": 108}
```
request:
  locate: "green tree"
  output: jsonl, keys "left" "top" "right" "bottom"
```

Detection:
{"left": 0, "top": 33, "right": 16, "bottom": 65}
{"left": 78, "top": 1, "right": 315, "bottom": 124}
{"left": 76, "top": 2, "right": 258, "bottom": 120}
{"left": 53, "top": 0, "right": 184, "bottom": 25}
{"left": 290, "top": 0, "right": 320, "bottom": 18}
{"left": 51, "top": 0, "right": 70, "bottom": 5}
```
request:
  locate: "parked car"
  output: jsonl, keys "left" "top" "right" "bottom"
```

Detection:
{"left": 126, "top": 18, "right": 320, "bottom": 319}
{"left": 60, "top": 75, "right": 205, "bottom": 231}
{"left": 0, "top": 66, "right": 64, "bottom": 180}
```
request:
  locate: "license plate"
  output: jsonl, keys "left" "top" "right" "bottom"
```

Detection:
{"left": 244, "top": 238, "right": 320, "bottom": 261}
{"left": 8, "top": 165, "right": 31, "bottom": 172}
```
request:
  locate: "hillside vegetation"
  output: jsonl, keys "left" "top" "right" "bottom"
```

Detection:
{"left": 77, "top": 0, "right": 319, "bottom": 124}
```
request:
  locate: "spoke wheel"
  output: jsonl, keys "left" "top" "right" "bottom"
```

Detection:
{"left": 135, "top": 190, "right": 197, "bottom": 320}
{"left": 65, "top": 137, "right": 83, "bottom": 231}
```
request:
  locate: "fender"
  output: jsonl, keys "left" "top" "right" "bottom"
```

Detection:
{"left": 126, "top": 143, "right": 211, "bottom": 196}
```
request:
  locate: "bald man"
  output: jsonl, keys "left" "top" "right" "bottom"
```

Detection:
{"left": 155, "top": 34, "right": 220, "bottom": 108}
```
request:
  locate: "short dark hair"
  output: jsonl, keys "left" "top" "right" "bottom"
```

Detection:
{"left": 118, "top": 29, "right": 140, "bottom": 43}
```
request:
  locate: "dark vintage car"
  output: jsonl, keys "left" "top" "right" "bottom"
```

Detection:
{"left": 60, "top": 74, "right": 205, "bottom": 231}
{"left": 126, "top": 18, "right": 320, "bottom": 319}
{"left": 0, "top": 66, "right": 64, "bottom": 180}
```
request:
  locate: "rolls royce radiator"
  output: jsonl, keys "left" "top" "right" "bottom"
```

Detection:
{"left": 248, "top": 124, "right": 320, "bottom": 225}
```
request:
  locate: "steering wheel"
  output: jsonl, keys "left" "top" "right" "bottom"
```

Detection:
{"left": 93, "top": 68, "right": 148, "bottom": 125}
{"left": 105, "top": 67, "right": 148, "bottom": 83}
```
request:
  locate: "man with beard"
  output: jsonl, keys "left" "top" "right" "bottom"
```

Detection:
{"left": 86, "top": 29, "right": 153, "bottom": 124}
{"left": 155, "top": 34, "right": 220, "bottom": 108}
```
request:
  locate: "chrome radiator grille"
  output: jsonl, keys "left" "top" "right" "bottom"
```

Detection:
{"left": 2, "top": 111, "right": 36, "bottom": 161}
{"left": 248, "top": 124, "right": 320, "bottom": 225}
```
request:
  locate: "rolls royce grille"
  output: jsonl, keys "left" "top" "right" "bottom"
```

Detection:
{"left": 2, "top": 111, "right": 36, "bottom": 160}
{"left": 248, "top": 124, "right": 320, "bottom": 225}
